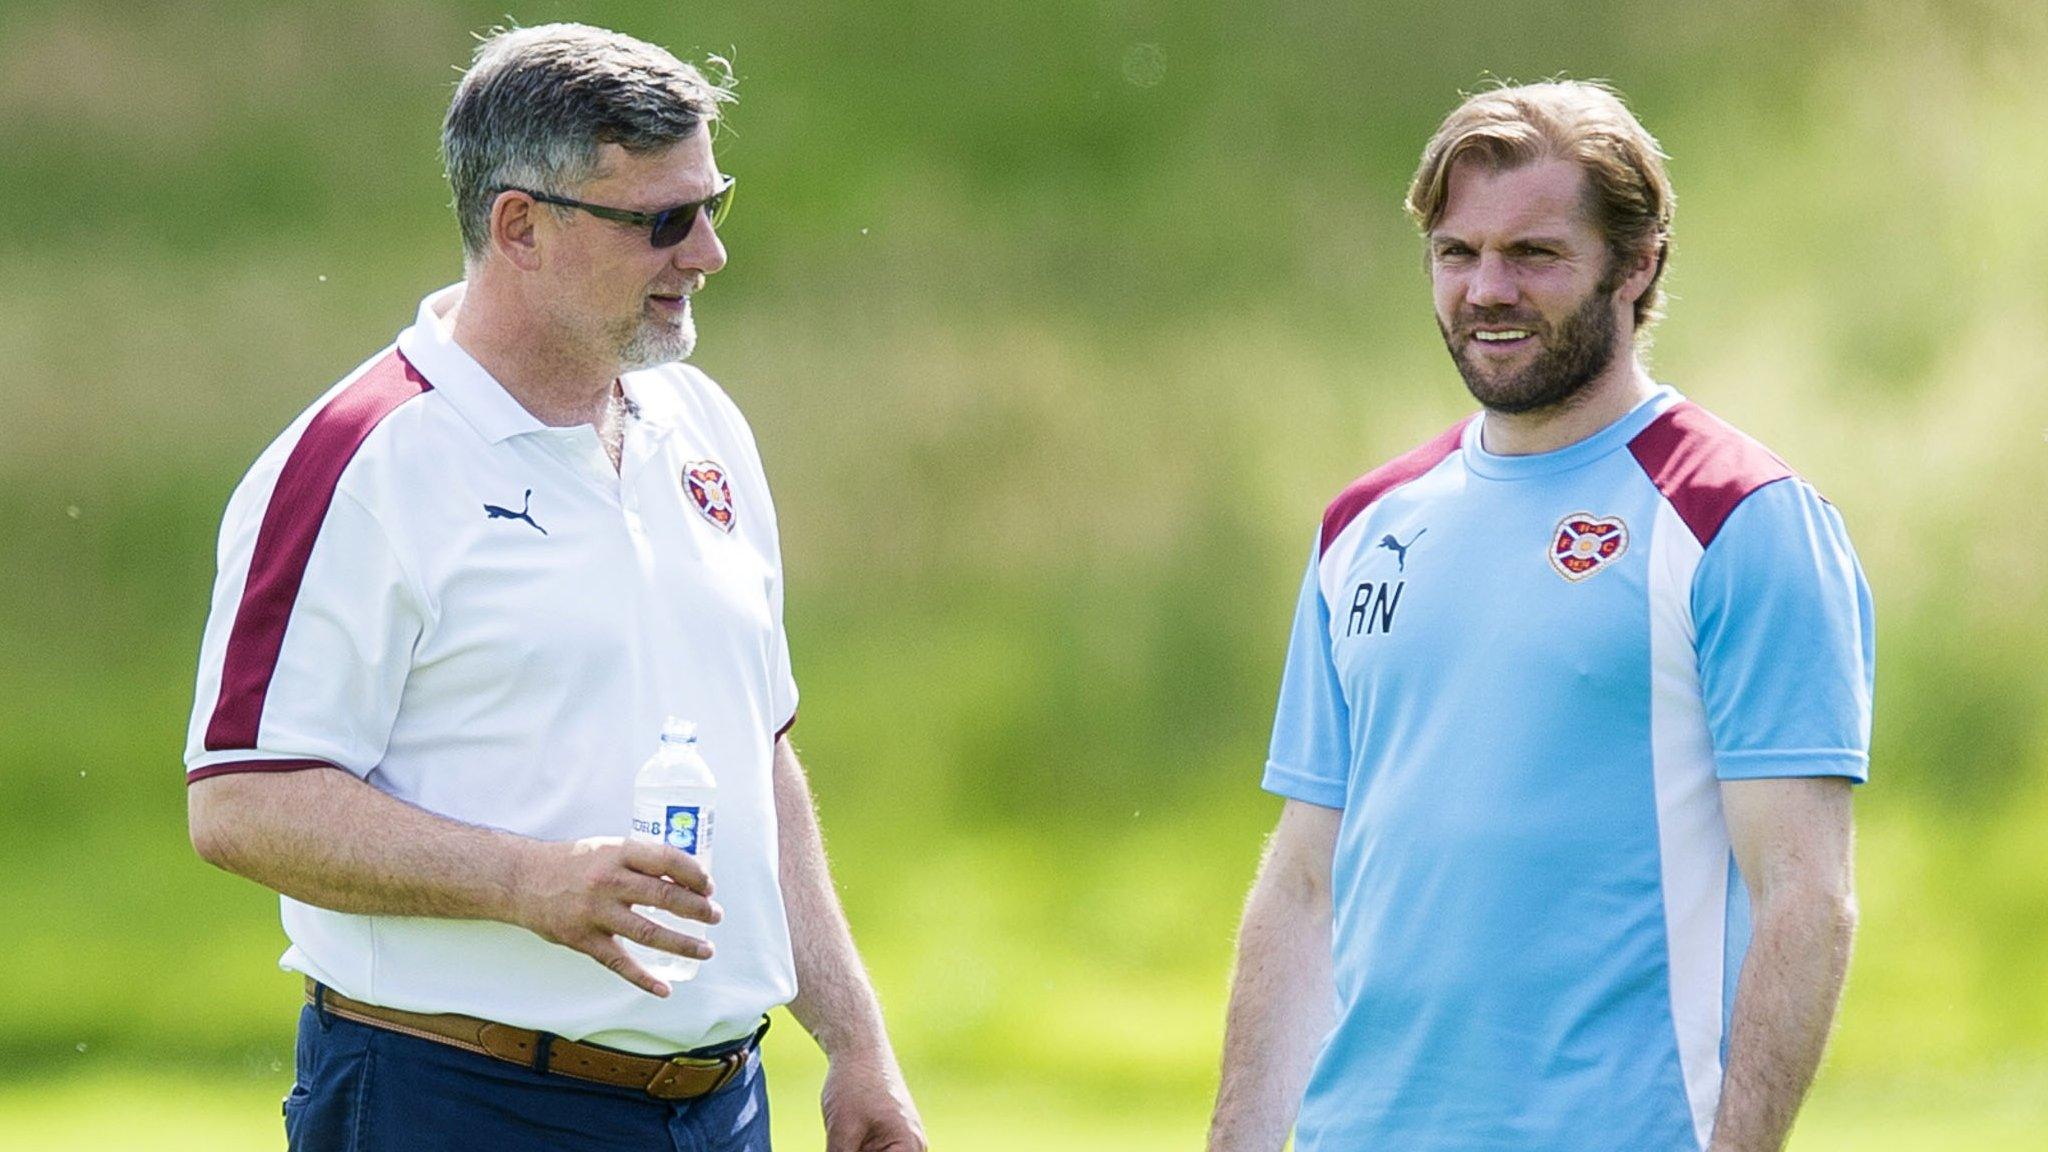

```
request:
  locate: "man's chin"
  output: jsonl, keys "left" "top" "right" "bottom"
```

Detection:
{"left": 620, "top": 317, "right": 696, "bottom": 371}
{"left": 1455, "top": 362, "right": 1577, "bottom": 416}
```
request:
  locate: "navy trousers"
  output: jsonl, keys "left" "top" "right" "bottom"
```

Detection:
{"left": 284, "top": 1005, "right": 771, "bottom": 1151}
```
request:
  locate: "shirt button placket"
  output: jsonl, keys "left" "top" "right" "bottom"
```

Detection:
{"left": 620, "top": 433, "right": 646, "bottom": 538}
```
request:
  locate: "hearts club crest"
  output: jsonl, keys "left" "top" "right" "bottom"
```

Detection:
{"left": 683, "top": 460, "right": 737, "bottom": 533}
{"left": 1549, "top": 513, "right": 1628, "bottom": 581}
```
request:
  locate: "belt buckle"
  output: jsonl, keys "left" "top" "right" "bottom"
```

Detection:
{"left": 646, "top": 1051, "right": 738, "bottom": 1101}
{"left": 698, "top": 1052, "right": 743, "bottom": 1097}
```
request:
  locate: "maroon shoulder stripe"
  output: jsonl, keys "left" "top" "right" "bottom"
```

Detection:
{"left": 1627, "top": 401, "right": 1795, "bottom": 548}
{"left": 1320, "top": 417, "right": 1471, "bottom": 554}
{"left": 202, "top": 351, "right": 431, "bottom": 752}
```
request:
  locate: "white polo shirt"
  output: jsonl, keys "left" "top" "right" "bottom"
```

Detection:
{"left": 185, "top": 284, "right": 799, "bottom": 1053}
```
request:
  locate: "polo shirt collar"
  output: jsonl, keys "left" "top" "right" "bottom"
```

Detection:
{"left": 617, "top": 368, "right": 681, "bottom": 436}
{"left": 395, "top": 283, "right": 549, "bottom": 445}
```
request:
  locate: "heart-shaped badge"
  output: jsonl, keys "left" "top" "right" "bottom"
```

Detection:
{"left": 1549, "top": 513, "right": 1628, "bottom": 581}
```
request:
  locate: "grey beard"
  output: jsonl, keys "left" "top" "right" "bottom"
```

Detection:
{"left": 618, "top": 301, "right": 697, "bottom": 371}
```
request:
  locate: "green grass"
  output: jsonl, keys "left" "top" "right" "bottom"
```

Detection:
{"left": 4, "top": 1056, "right": 2043, "bottom": 1151}
{"left": 5, "top": 2, "right": 2048, "bottom": 1148}
{"left": 4, "top": 813, "right": 2041, "bottom": 1149}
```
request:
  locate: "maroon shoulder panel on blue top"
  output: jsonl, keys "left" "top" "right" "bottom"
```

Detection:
{"left": 1626, "top": 401, "right": 1796, "bottom": 549}
{"left": 1319, "top": 417, "right": 1472, "bottom": 554}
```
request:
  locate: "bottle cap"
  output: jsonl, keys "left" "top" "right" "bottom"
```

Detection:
{"left": 658, "top": 717, "right": 699, "bottom": 745}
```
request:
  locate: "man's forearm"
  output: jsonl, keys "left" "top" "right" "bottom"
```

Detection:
{"left": 771, "top": 738, "right": 894, "bottom": 1060}
{"left": 189, "top": 766, "right": 534, "bottom": 922}
{"left": 1208, "top": 805, "right": 1339, "bottom": 1152}
{"left": 1709, "top": 886, "right": 1857, "bottom": 1152}
{"left": 191, "top": 764, "right": 719, "bottom": 996}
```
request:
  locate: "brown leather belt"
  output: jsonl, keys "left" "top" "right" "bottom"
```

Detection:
{"left": 306, "top": 979, "right": 760, "bottom": 1100}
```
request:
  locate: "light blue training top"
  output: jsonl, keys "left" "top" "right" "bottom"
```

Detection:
{"left": 1264, "top": 387, "right": 1874, "bottom": 1152}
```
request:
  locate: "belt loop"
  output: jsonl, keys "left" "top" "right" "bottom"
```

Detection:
{"left": 533, "top": 1033, "right": 555, "bottom": 1076}
{"left": 313, "top": 983, "right": 332, "bottom": 1029}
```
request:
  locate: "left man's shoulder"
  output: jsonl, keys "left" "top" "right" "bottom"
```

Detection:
{"left": 627, "top": 363, "right": 779, "bottom": 510}
{"left": 628, "top": 362, "right": 757, "bottom": 440}
{"left": 1626, "top": 399, "right": 1809, "bottom": 548}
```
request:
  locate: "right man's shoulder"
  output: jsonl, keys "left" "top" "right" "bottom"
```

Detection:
{"left": 1319, "top": 416, "right": 1473, "bottom": 553}
{"left": 1624, "top": 400, "right": 1799, "bottom": 550}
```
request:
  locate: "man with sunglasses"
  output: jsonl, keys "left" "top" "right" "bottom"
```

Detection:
{"left": 185, "top": 24, "right": 925, "bottom": 1152}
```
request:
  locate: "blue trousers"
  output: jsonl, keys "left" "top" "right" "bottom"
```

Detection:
{"left": 284, "top": 1005, "right": 771, "bottom": 1151}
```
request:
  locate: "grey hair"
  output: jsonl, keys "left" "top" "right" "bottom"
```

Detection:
{"left": 442, "top": 23, "right": 735, "bottom": 263}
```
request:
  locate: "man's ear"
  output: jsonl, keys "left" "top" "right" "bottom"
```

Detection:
{"left": 490, "top": 191, "right": 544, "bottom": 273}
{"left": 1617, "top": 239, "right": 1663, "bottom": 311}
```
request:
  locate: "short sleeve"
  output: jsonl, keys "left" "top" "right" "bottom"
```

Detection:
{"left": 1261, "top": 540, "right": 1351, "bottom": 808}
{"left": 186, "top": 479, "right": 423, "bottom": 782}
{"left": 766, "top": 542, "right": 798, "bottom": 739}
{"left": 1693, "top": 479, "right": 1874, "bottom": 782}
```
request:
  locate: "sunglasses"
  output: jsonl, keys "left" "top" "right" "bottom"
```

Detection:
{"left": 502, "top": 174, "right": 736, "bottom": 248}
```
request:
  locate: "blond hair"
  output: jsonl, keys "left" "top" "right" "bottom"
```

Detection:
{"left": 1407, "top": 80, "right": 1674, "bottom": 331}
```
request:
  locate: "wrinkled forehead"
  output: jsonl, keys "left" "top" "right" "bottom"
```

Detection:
{"left": 582, "top": 129, "right": 722, "bottom": 206}
{"left": 1432, "top": 155, "right": 1600, "bottom": 243}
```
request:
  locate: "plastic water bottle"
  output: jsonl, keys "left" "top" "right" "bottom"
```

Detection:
{"left": 627, "top": 717, "right": 717, "bottom": 984}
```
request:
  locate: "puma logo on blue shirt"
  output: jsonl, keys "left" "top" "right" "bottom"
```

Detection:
{"left": 1378, "top": 528, "right": 1425, "bottom": 572}
{"left": 484, "top": 489, "right": 547, "bottom": 536}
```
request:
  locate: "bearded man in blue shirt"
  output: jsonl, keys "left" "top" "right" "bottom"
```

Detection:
{"left": 1206, "top": 80, "right": 1873, "bottom": 1152}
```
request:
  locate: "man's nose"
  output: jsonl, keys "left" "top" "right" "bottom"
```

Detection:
{"left": 1465, "top": 251, "right": 1517, "bottom": 308}
{"left": 674, "top": 215, "right": 727, "bottom": 276}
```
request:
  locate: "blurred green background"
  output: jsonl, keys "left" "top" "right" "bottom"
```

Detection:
{"left": 4, "top": 0, "right": 2045, "bottom": 1147}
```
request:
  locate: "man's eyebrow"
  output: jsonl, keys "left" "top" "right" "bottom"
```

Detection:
{"left": 624, "top": 180, "right": 726, "bottom": 215}
{"left": 1430, "top": 232, "right": 1578, "bottom": 249}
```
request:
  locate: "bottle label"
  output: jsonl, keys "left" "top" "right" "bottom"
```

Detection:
{"left": 663, "top": 804, "right": 705, "bottom": 854}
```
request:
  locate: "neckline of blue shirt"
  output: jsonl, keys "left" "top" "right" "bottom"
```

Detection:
{"left": 1460, "top": 385, "right": 1682, "bottom": 481}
